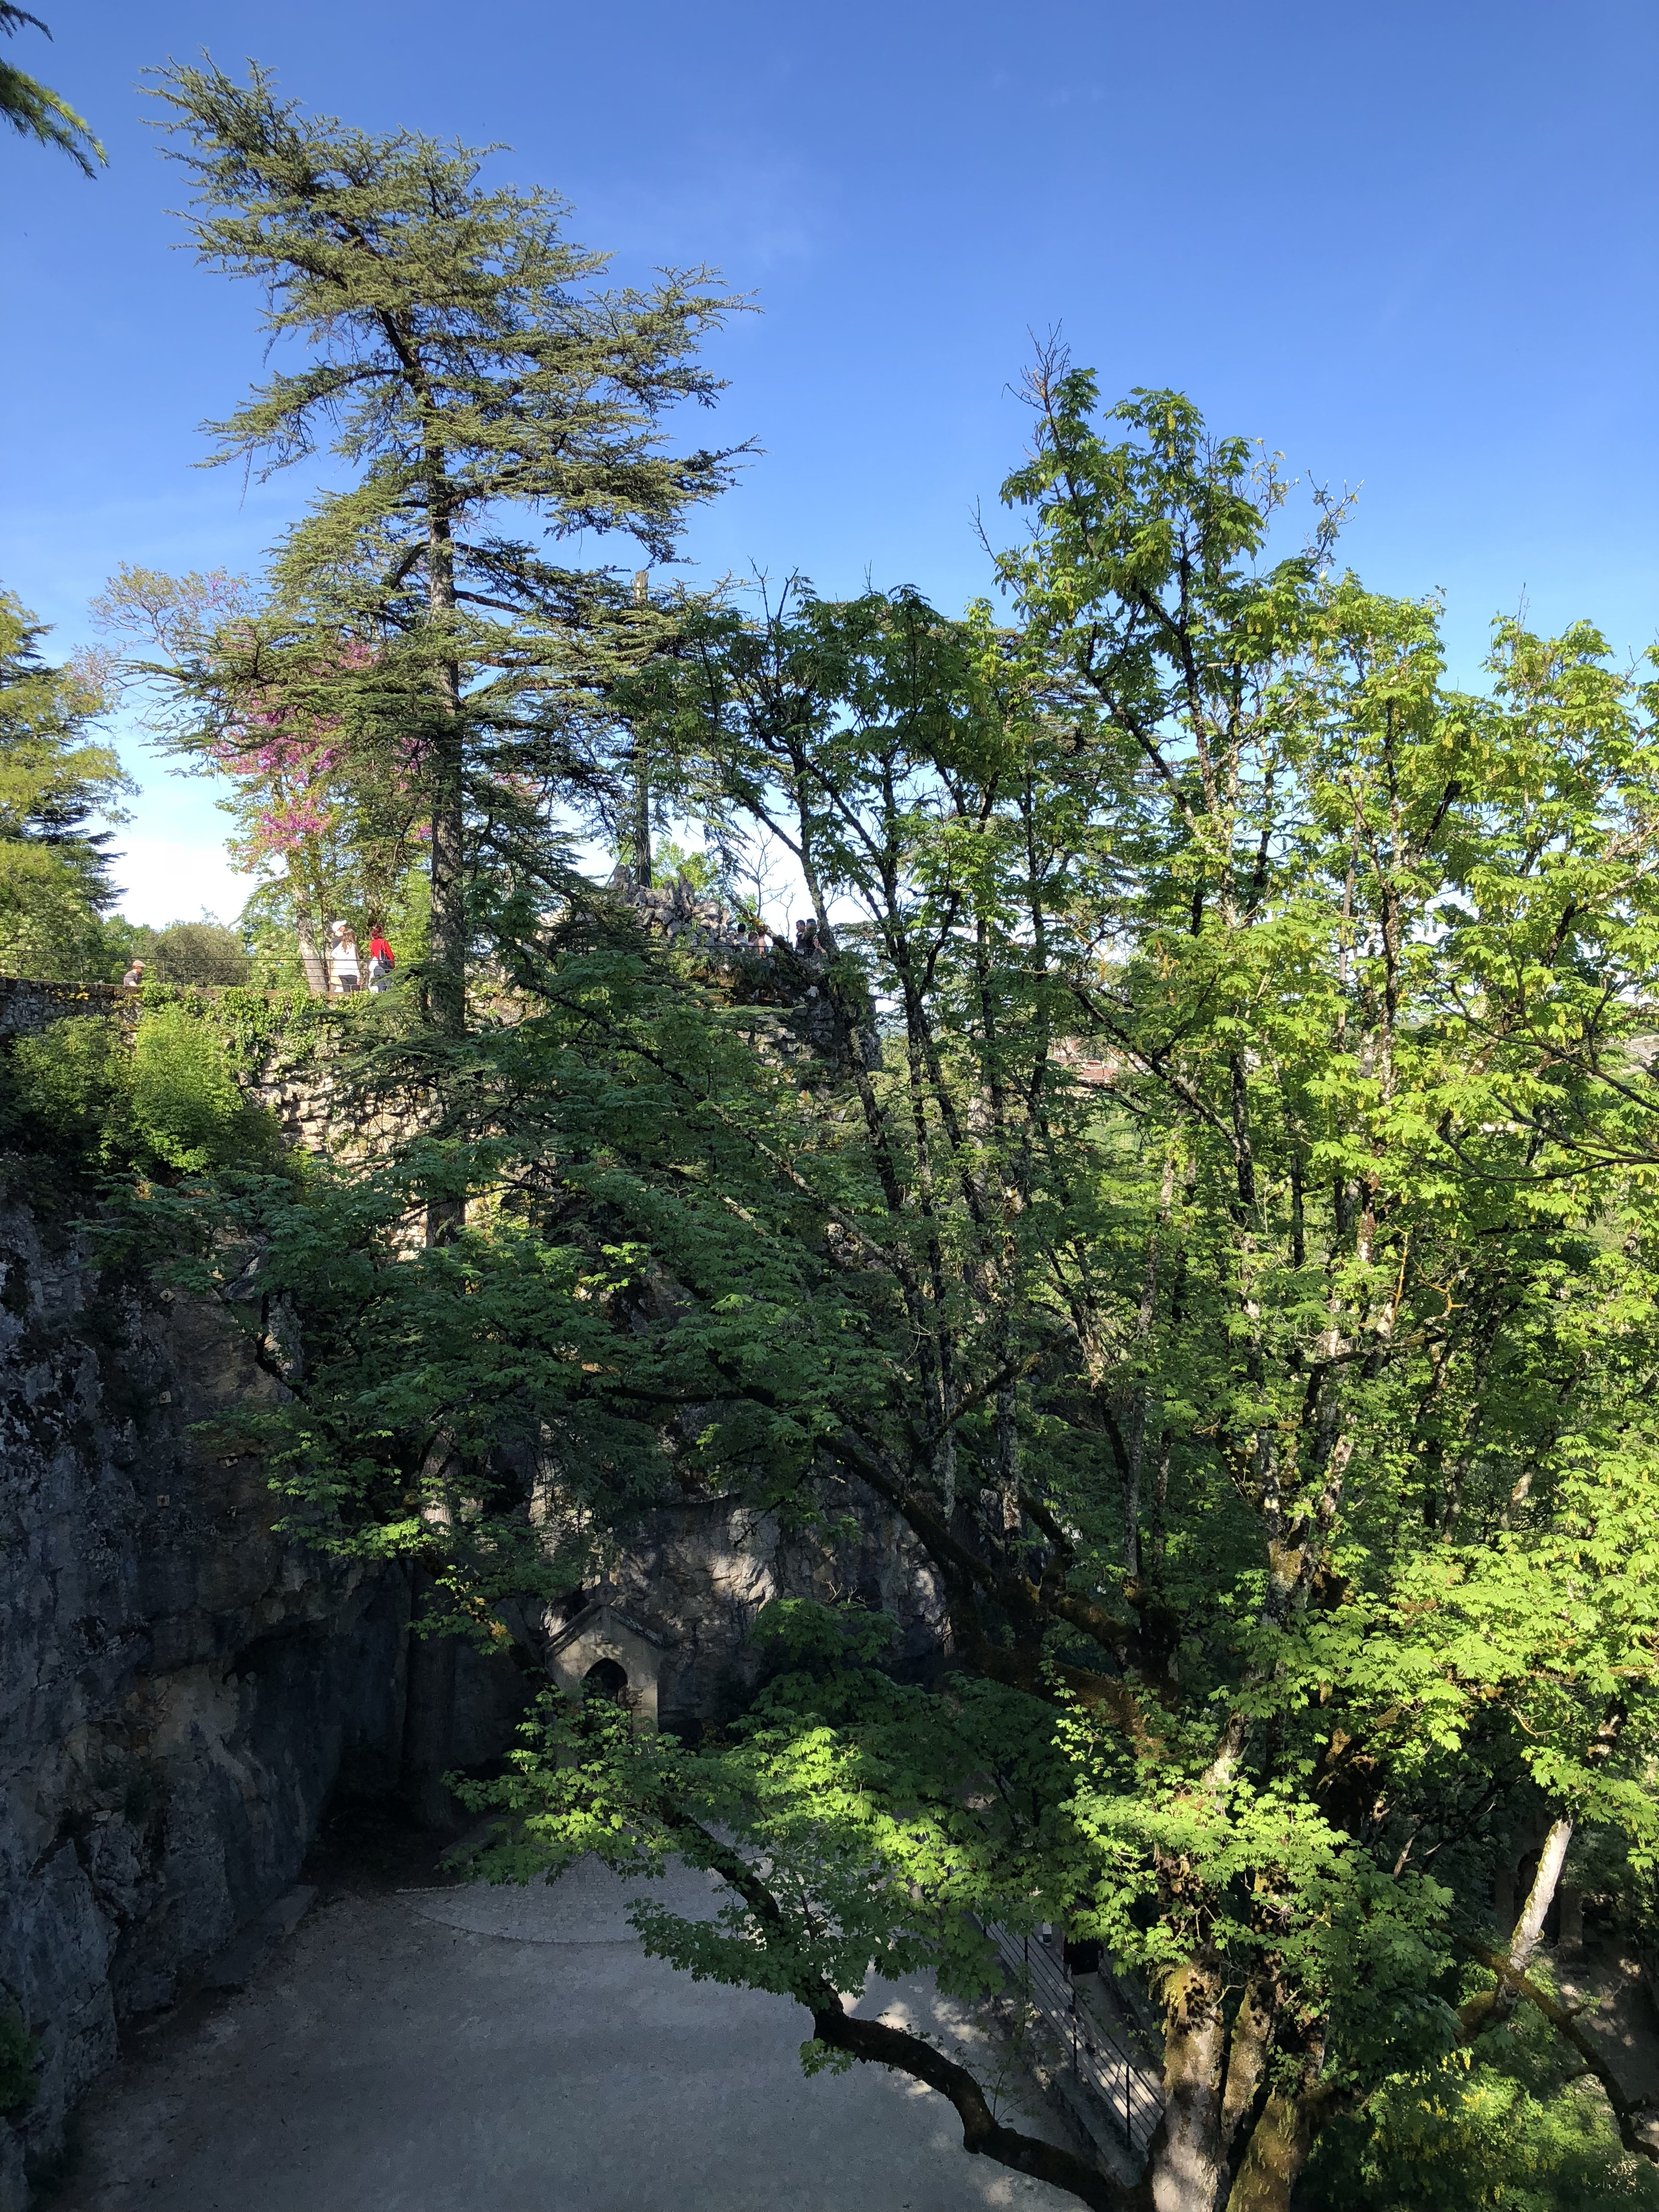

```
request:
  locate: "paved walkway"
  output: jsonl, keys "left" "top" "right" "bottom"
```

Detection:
{"left": 54, "top": 1858, "right": 1077, "bottom": 2212}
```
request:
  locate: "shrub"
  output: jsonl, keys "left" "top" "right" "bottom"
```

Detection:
{"left": 1302, "top": 2004, "right": 1659, "bottom": 2212}
{"left": 128, "top": 1001, "right": 274, "bottom": 1169}
{"left": 3, "top": 1010, "right": 127, "bottom": 1155}
{"left": 3, "top": 1003, "right": 283, "bottom": 1175}
{"left": 147, "top": 920, "right": 251, "bottom": 987}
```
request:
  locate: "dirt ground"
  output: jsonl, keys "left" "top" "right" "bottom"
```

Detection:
{"left": 1554, "top": 1938, "right": 1659, "bottom": 2147}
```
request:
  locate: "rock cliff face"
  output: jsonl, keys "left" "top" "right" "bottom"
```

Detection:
{"left": 593, "top": 1491, "right": 946, "bottom": 1734}
{"left": 0, "top": 1196, "right": 415, "bottom": 2210}
{"left": 0, "top": 1179, "right": 947, "bottom": 2208}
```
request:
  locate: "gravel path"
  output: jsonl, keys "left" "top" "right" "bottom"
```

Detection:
{"left": 51, "top": 1858, "right": 1076, "bottom": 2212}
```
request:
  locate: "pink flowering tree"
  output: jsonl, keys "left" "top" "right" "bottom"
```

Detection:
{"left": 96, "top": 566, "right": 427, "bottom": 992}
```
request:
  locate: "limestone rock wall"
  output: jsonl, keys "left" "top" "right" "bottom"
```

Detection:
{"left": 0, "top": 1197, "right": 411, "bottom": 2210}
{"left": 550, "top": 1490, "right": 947, "bottom": 1734}
{"left": 0, "top": 1182, "right": 947, "bottom": 2209}
{"left": 0, "top": 968, "right": 940, "bottom": 2205}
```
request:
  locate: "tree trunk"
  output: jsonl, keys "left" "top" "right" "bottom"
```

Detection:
{"left": 1150, "top": 1963, "right": 1228, "bottom": 2212}
{"left": 1489, "top": 1818, "right": 1573, "bottom": 2025}
{"left": 401, "top": 1568, "right": 460, "bottom": 1832}
{"left": 1223, "top": 2086, "right": 1328, "bottom": 2212}
{"left": 629, "top": 568, "right": 653, "bottom": 886}
{"left": 630, "top": 737, "right": 652, "bottom": 888}
{"left": 422, "top": 485, "right": 468, "bottom": 1246}
{"left": 289, "top": 854, "right": 330, "bottom": 995}
{"left": 425, "top": 497, "right": 466, "bottom": 1044}
{"left": 1218, "top": 1980, "right": 1274, "bottom": 2158}
{"left": 295, "top": 917, "right": 328, "bottom": 997}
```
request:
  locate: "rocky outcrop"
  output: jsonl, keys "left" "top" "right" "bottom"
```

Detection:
{"left": 594, "top": 1491, "right": 946, "bottom": 1734}
{"left": 0, "top": 953, "right": 936, "bottom": 2203}
{"left": 597, "top": 870, "right": 883, "bottom": 1077}
{"left": 0, "top": 1182, "right": 947, "bottom": 2206}
{"left": 0, "top": 1196, "right": 416, "bottom": 2209}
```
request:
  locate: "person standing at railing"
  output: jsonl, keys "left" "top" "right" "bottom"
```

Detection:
{"left": 366, "top": 928, "right": 395, "bottom": 993}
{"left": 328, "top": 919, "right": 360, "bottom": 994}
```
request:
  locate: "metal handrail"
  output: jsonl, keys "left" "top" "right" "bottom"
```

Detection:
{"left": 983, "top": 1922, "right": 1164, "bottom": 2155}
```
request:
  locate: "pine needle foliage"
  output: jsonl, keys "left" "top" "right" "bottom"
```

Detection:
{"left": 0, "top": 587, "right": 128, "bottom": 977}
{"left": 150, "top": 59, "right": 748, "bottom": 1032}
{"left": 0, "top": 3, "right": 102, "bottom": 176}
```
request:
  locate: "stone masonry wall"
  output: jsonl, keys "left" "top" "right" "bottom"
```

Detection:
{"left": 0, "top": 977, "right": 131, "bottom": 1042}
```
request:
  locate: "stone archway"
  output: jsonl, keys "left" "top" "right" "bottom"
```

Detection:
{"left": 583, "top": 1656, "right": 632, "bottom": 1706}
{"left": 544, "top": 1594, "right": 670, "bottom": 1728}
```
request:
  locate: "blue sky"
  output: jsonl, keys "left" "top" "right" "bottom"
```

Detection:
{"left": 3, "top": 0, "right": 1655, "bottom": 923}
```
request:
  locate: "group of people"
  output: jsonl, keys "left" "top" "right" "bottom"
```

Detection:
{"left": 119, "top": 923, "right": 395, "bottom": 998}
{"left": 327, "top": 919, "right": 395, "bottom": 995}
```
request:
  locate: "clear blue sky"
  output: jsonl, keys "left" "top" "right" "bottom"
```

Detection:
{"left": 3, "top": 0, "right": 1655, "bottom": 922}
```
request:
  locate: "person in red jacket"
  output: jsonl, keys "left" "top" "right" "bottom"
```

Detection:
{"left": 366, "top": 929, "right": 395, "bottom": 992}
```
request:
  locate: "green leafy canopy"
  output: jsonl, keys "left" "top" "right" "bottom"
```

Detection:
{"left": 117, "top": 342, "right": 1659, "bottom": 2210}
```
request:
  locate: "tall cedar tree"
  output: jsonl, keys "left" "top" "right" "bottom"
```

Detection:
{"left": 152, "top": 60, "right": 744, "bottom": 1035}
{"left": 0, "top": 588, "right": 127, "bottom": 976}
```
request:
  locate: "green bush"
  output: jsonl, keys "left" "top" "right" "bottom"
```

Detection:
{"left": 148, "top": 919, "right": 251, "bottom": 987}
{"left": 128, "top": 1001, "right": 274, "bottom": 1169}
{"left": 3, "top": 1009, "right": 126, "bottom": 1154}
{"left": 1302, "top": 2004, "right": 1659, "bottom": 2212}
{"left": 4, "top": 1003, "right": 284, "bottom": 1175}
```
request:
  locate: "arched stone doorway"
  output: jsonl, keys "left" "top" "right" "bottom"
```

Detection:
{"left": 544, "top": 1592, "right": 670, "bottom": 1728}
{"left": 582, "top": 1656, "right": 633, "bottom": 1706}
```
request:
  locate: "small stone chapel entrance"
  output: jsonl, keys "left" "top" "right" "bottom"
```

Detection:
{"left": 582, "top": 1656, "right": 633, "bottom": 1706}
{"left": 544, "top": 1590, "right": 670, "bottom": 1728}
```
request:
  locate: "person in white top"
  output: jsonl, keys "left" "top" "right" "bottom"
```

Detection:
{"left": 329, "top": 919, "right": 361, "bottom": 993}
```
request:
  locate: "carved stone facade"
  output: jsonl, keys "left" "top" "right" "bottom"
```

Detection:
{"left": 545, "top": 1592, "right": 672, "bottom": 1725}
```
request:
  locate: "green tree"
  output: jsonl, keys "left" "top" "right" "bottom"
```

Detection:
{"left": 152, "top": 60, "right": 745, "bottom": 1036}
{"left": 0, "top": 3, "right": 102, "bottom": 175}
{"left": 6, "top": 998, "right": 284, "bottom": 1175}
{"left": 0, "top": 587, "right": 128, "bottom": 978}
{"left": 148, "top": 918, "right": 251, "bottom": 986}
{"left": 133, "top": 379, "right": 1659, "bottom": 2212}
{"left": 94, "top": 564, "right": 430, "bottom": 993}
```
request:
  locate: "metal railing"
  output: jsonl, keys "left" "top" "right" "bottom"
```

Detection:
{"left": 983, "top": 1923, "right": 1164, "bottom": 2157}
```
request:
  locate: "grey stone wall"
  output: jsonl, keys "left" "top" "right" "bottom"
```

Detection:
{"left": 596, "top": 1492, "right": 946, "bottom": 1735}
{"left": 0, "top": 977, "right": 129, "bottom": 1042}
{"left": 0, "top": 1198, "right": 412, "bottom": 2210}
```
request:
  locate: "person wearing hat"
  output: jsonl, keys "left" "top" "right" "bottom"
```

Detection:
{"left": 328, "top": 919, "right": 361, "bottom": 993}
